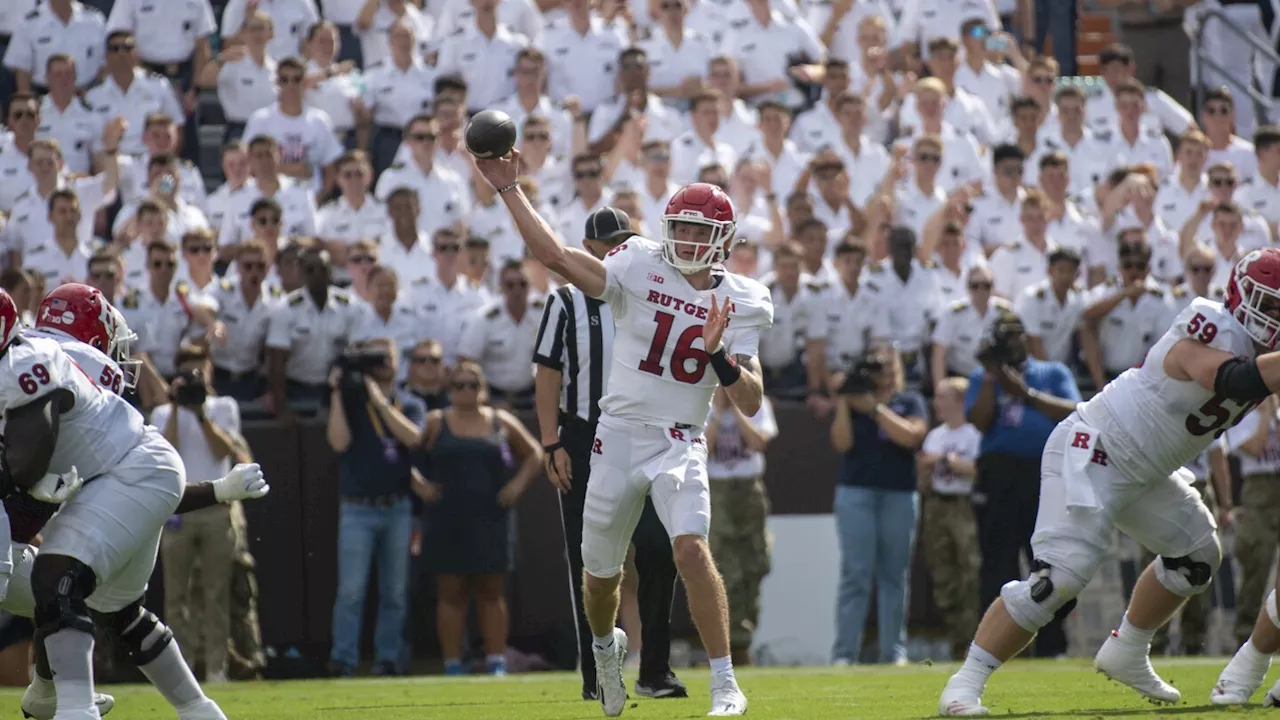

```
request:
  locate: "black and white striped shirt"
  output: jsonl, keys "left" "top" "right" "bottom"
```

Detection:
{"left": 533, "top": 285, "right": 614, "bottom": 424}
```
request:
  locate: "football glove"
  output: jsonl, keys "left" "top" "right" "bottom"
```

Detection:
{"left": 212, "top": 463, "right": 269, "bottom": 503}
{"left": 28, "top": 466, "right": 83, "bottom": 504}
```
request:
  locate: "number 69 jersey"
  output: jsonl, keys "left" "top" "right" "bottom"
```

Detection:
{"left": 1079, "top": 296, "right": 1260, "bottom": 482}
{"left": 0, "top": 334, "right": 146, "bottom": 480}
{"left": 595, "top": 237, "right": 774, "bottom": 427}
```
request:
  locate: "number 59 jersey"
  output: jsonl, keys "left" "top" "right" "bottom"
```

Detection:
{"left": 595, "top": 238, "right": 774, "bottom": 427}
{"left": 0, "top": 335, "right": 146, "bottom": 480}
{"left": 1079, "top": 296, "right": 1260, "bottom": 483}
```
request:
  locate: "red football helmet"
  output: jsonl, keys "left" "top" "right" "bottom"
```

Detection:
{"left": 36, "top": 284, "right": 140, "bottom": 387}
{"left": 661, "top": 183, "right": 736, "bottom": 274}
{"left": 0, "top": 289, "right": 20, "bottom": 352}
{"left": 1225, "top": 248, "right": 1280, "bottom": 348}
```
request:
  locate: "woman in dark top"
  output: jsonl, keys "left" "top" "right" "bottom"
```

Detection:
{"left": 828, "top": 348, "right": 929, "bottom": 665}
{"left": 373, "top": 360, "right": 543, "bottom": 675}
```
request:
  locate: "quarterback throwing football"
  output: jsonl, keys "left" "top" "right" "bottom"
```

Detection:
{"left": 941, "top": 248, "right": 1280, "bottom": 715}
{"left": 477, "top": 150, "right": 772, "bottom": 717}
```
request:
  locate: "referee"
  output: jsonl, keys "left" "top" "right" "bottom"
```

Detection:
{"left": 532, "top": 207, "right": 686, "bottom": 701}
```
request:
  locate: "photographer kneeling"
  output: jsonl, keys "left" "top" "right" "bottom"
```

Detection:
{"left": 157, "top": 344, "right": 253, "bottom": 682}
{"left": 965, "top": 309, "right": 1080, "bottom": 657}
{"left": 829, "top": 347, "right": 929, "bottom": 665}
{"left": 326, "top": 338, "right": 427, "bottom": 677}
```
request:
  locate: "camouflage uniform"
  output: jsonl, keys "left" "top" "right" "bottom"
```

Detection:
{"left": 708, "top": 476, "right": 772, "bottom": 654}
{"left": 922, "top": 494, "right": 981, "bottom": 658}
{"left": 228, "top": 501, "right": 265, "bottom": 677}
{"left": 1233, "top": 477, "right": 1280, "bottom": 644}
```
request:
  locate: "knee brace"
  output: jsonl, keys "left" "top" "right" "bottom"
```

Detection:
{"left": 92, "top": 597, "right": 174, "bottom": 667}
{"left": 1155, "top": 535, "right": 1222, "bottom": 598}
{"left": 30, "top": 558, "right": 96, "bottom": 637}
{"left": 1000, "top": 559, "right": 1087, "bottom": 633}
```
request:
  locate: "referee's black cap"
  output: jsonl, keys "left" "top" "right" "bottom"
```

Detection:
{"left": 585, "top": 207, "right": 636, "bottom": 244}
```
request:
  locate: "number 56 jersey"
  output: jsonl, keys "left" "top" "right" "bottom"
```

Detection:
{"left": 594, "top": 237, "right": 774, "bottom": 428}
{"left": 0, "top": 335, "right": 147, "bottom": 480}
{"left": 1079, "top": 296, "right": 1260, "bottom": 483}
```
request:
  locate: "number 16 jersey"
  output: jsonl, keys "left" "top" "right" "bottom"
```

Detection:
{"left": 1079, "top": 297, "right": 1259, "bottom": 484}
{"left": 594, "top": 238, "right": 774, "bottom": 428}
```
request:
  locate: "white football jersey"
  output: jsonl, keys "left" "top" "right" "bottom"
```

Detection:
{"left": 25, "top": 329, "right": 127, "bottom": 395}
{"left": 595, "top": 238, "right": 774, "bottom": 427}
{"left": 1078, "top": 297, "right": 1260, "bottom": 483}
{"left": 0, "top": 335, "right": 146, "bottom": 480}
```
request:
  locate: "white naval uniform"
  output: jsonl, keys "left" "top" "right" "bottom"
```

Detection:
{"left": 1088, "top": 277, "right": 1176, "bottom": 374}
{"left": 316, "top": 195, "right": 390, "bottom": 246}
{"left": 207, "top": 277, "right": 280, "bottom": 377}
{"left": 932, "top": 296, "right": 1012, "bottom": 377}
{"left": 120, "top": 280, "right": 218, "bottom": 377}
{"left": 372, "top": 161, "right": 469, "bottom": 238}
{"left": 36, "top": 95, "right": 101, "bottom": 175}
{"left": 265, "top": 285, "right": 362, "bottom": 385}
{"left": 3, "top": 1, "right": 107, "bottom": 88}
{"left": 1013, "top": 280, "right": 1087, "bottom": 365}
{"left": 83, "top": 68, "right": 185, "bottom": 157}
{"left": 806, "top": 276, "right": 890, "bottom": 372}
{"left": 456, "top": 299, "right": 544, "bottom": 392}
{"left": 759, "top": 280, "right": 817, "bottom": 373}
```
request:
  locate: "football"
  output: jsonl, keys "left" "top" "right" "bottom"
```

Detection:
{"left": 464, "top": 109, "right": 518, "bottom": 159}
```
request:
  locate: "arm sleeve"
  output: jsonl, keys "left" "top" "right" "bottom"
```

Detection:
{"left": 150, "top": 403, "right": 172, "bottom": 428}
{"left": 456, "top": 314, "right": 485, "bottom": 361}
{"left": 3, "top": 24, "right": 33, "bottom": 72}
{"left": 921, "top": 426, "right": 943, "bottom": 454}
{"left": 1223, "top": 408, "right": 1261, "bottom": 454}
{"left": 595, "top": 240, "right": 638, "bottom": 312}
{"left": 221, "top": 0, "right": 245, "bottom": 37}
{"left": 805, "top": 290, "right": 830, "bottom": 341}
{"left": 105, "top": 0, "right": 133, "bottom": 33}
{"left": 724, "top": 326, "right": 761, "bottom": 359}
{"left": 265, "top": 306, "right": 294, "bottom": 351}
{"left": 532, "top": 290, "right": 567, "bottom": 369}
{"left": 0, "top": 352, "right": 71, "bottom": 409}
{"left": 754, "top": 397, "right": 779, "bottom": 440}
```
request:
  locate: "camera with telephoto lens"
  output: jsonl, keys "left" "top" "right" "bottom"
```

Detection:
{"left": 976, "top": 310, "right": 1028, "bottom": 367}
{"left": 839, "top": 355, "right": 884, "bottom": 396}
{"left": 175, "top": 368, "right": 207, "bottom": 407}
{"left": 336, "top": 346, "right": 391, "bottom": 395}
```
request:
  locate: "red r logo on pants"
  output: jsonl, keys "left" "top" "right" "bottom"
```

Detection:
{"left": 1071, "top": 432, "right": 1091, "bottom": 449}
{"left": 592, "top": 438, "right": 603, "bottom": 455}
{"left": 1091, "top": 449, "right": 1108, "bottom": 466}
{"left": 669, "top": 429, "right": 685, "bottom": 441}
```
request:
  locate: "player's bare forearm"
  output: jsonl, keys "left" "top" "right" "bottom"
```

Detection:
{"left": 2, "top": 394, "right": 65, "bottom": 489}
{"left": 724, "top": 355, "right": 764, "bottom": 417}
{"left": 174, "top": 482, "right": 219, "bottom": 513}
{"left": 501, "top": 186, "right": 606, "bottom": 297}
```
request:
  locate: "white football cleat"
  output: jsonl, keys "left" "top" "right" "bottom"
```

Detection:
{"left": 176, "top": 699, "right": 229, "bottom": 720}
{"left": 708, "top": 678, "right": 747, "bottom": 716}
{"left": 21, "top": 679, "right": 114, "bottom": 719}
{"left": 937, "top": 686, "right": 989, "bottom": 716}
{"left": 593, "top": 628, "right": 629, "bottom": 717}
{"left": 1093, "top": 632, "right": 1181, "bottom": 705}
{"left": 1210, "top": 643, "right": 1270, "bottom": 705}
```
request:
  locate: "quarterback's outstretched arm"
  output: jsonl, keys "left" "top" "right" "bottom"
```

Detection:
{"left": 476, "top": 150, "right": 607, "bottom": 298}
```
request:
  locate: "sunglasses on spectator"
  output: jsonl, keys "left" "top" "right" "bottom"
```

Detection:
{"left": 524, "top": 132, "right": 550, "bottom": 142}
{"left": 1188, "top": 264, "right": 1214, "bottom": 274}
{"left": 410, "top": 132, "right": 437, "bottom": 142}
{"left": 10, "top": 110, "right": 36, "bottom": 120}
{"left": 89, "top": 270, "right": 117, "bottom": 280}
{"left": 241, "top": 261, "right": 267, "bottom": 272}
{"left": 184, "top": 244, "right": 215, "bottom": 255}
{"left": 452, "top": 381, "right": 480, "bottom": 391}
{"left": 412, "top": 355, "right": 443, "bottom": 365}
{"left": 968, "top": 281, "right": 992, "bottom": 290}
{"left": 278, "top": 75, "right": 304, "bottom": 85}
{"left": 998, "top": 166, "right": 1022, "bottom": 177}
{"left": 348, "top": 254, "right": 375, "bottom": 264}
{"left": 645, "top": 153, "right": 671, "bottom": 163}
{"left": 661, "top": 1, "right": 683, "bottom": 8}
{"left": 1210, "top": 178, "right": 1235, "bottom": 188}
{"left": 1203, "top": 104, "right": 1232, "bottom": 116}
{"left": 504, "top": 279, "right": 529, "bottom": 290}
{"left": 574, "top": 170, "right": 602, "bottom": 179}
{"left": 1121, "top": 261, "right": 1147, "bottom": 271}
{"left": 254, "top": 215, "right": 281, "bottom": 226}
{"left": 1031, "top": 75, "right": 1054, "bottom": 85}
{"left": 915, "top": 153, "right": 942, "bottom": 164}
{"left": 814, "top": 165, "right": 843, "bottom": 176}
{"left": 620, "top": 62, "right": 647, "bottom": 72}
{"left": 108, "top": 43, "right": 136, "bottom": 52}
{"left": 434, "top": 243, "right": 461, "bottom": 253}
{"left": 151, "top": 260, "right": 176, "bottom": 270}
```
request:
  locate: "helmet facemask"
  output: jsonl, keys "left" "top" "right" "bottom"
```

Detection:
{"left": 1234, "top": 273, "right": 1280, "bottom": 349}
{"left": 661, "top": 216, "right": 736, "bottom": 274}
{"left": 108, "top": 307, "right": 142, "bottom": 389}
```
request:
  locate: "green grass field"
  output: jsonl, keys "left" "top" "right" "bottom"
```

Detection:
{"left": 31, "top": 657, "right": 1280, "bottom": 719}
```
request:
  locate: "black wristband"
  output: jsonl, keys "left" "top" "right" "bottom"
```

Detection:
{"left": 543, "top": 441, "right": 563, "bottom": 453}
{"left": 709, "top": 348, "right": 742, "bottom": 386}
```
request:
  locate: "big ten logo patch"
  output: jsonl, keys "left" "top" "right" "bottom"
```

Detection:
{"left": 1070, "top": 431, "right": 1108, "bottom": 466}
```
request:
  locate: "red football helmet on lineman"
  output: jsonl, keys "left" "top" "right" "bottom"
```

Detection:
{"left": 1225, "top": 248, "right": 1280, "bottom": 348}
{"left": 661, "top": 183, "right": 737, "bottom": 274}
{"left": 0, "top": 289, "right": 20, "bottom": 352}
{"left": 36, "top": 283, "right": 141, "bottom": 387}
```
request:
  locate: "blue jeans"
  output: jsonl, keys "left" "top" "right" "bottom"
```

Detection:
{"left": 1035, "top": 0, "right": 1077, "bottom": 77}
{"left": 330, "top": 497, "right": 413, "bottom": 667}
{"left": 832, "top": 485, "right": 919, "bottom": 663}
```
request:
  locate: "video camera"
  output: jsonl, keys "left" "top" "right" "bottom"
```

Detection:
{"left": 976, "top": 310, "right": 1028, "bottom": 367}
{"left": 839, "top": 355, "right": 884, "bottom": 396}
{"left": 175, "top": 368, "right": 208, "bottom": 408}
{"left": 336, "top": 346, "right": 391, "bottom": 395}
